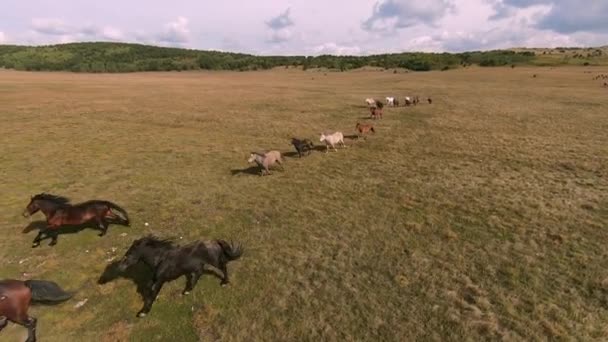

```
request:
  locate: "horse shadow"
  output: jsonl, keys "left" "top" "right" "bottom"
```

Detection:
{"left": 344, "top": 134, "right": 359, "bottom": 140}
{"left": 22, "top": 221, "right": 107, "bottom": 241}
{"left": 230, "top": 166, "right": 260, "bottom": 176}
{"left": 97, "top": 261, "right": 224, "bottom": 301}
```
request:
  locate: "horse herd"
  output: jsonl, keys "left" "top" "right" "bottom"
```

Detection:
{"left": 247, "top": 96, "right": 430, "bottom": 176}
{"left": 2, "top": 95, "right": 428, "bottom": 341}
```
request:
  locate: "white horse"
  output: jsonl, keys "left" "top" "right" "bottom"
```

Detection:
{"left": 385, "top": 97, "right": 395, "bottom": 106}
{"left": 320, "top": 131, "right": 346, "bottom": 153}
{"left": 365, "top": 98, "right": 376, "bottom": 107}
{"left": 247, "top": 151, "right": 283, "bottom": 176}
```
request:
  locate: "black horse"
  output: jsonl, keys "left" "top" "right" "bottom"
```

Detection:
{"left": 115, "top": 235, "right": 243, "bottom": 317}
{"left": 291, "top": 138, "right": 314, "bottom": 158}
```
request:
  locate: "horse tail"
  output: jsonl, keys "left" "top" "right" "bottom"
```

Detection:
{"left": 371, "top": 127, "right": 376, "bottom": 133}
{"left": 104, "top": 201, "right": 130, "bottom": 226}
{"left": 217, "top": 240, "right": 243, "bottom": 261}
{"left": 25, "top": 280, "right": 73, "bottom": 303}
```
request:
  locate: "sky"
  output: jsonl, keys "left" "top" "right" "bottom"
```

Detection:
{"left": 0, "top": 0, "right": 607, "bottom": 55}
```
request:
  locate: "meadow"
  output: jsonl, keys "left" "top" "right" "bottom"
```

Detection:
{"left": 0, "top": 66, "right": 607, "bottom": 341}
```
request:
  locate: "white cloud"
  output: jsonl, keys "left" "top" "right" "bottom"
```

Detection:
{"left": 158, "top": 17, "right": 190, "bottom": 45}
{"left": 266, "top": 8, "right": 295, "bottom": 44}
{"left": 312, "top": 42, "right": 362, "bottom": 56}
{"left": 31, "top": 18, "right": 72, "bottom": 36}
{"left": 268, "top": 28, "right": 293, "bottom": 44}
{"left": 363, "top": 0, "right": 455, "bottom": 34}
{"left": 100, "top": 27, "right": 124, "bottom": 41}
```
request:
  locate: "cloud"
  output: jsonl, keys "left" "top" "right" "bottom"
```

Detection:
{"left": 157, "top": 16, "right": 190, "bottom": 44}
{"left": 30, "top": 18, "right": 124, "bottom": 42}
{"left": 363, "top": 0, "right": 455, "bottom": 34}
{"left": 266, "top": 8, "right": 294, "bottom": 30}
{"left": 265, "top": 8, "right": 295, "bottom": 44}
{"left": 537, "top": 2, "right": 608, "bottom": 33}
{"left": 490, "top": 0, "right": 608, "bottom": 33}
{"left": 312, "top": 42, "right": 362, "bottom": 55}
{"left": 268, "top": 28, "right": 293, "bottom": 44}
{"left": 31, "top": 18, "right": 72, "bottom": 36}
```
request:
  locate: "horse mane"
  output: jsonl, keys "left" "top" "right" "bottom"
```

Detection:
{"left": 32, "top": 193, "right": 71, "bottom": 205}
{"left": 138, "top": 235, "right": 176, "bottom": 249}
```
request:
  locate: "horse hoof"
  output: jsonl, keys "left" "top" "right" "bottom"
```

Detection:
{"left": 182, "top": 291, "right": 190, "bottom": 296}
{"left": 137, "top": 312, "right": 147, "bottom": 318}
{"left": 221, "top": 282, "right": 229, "bottom": 287}
{"left": 31, "top": 243, "right": 40, "bottom": 248}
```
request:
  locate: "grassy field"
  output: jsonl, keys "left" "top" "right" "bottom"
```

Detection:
{"left": 0, "top": 66, "right": 607, "bottom": 341}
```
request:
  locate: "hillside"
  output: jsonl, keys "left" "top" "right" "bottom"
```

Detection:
{"left": 0, "top": 42, "right": 607, "bottom": 73}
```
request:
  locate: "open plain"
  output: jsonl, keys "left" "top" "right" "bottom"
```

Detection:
{"left": 0, "top": 66, "right": 607, "bottom": 341}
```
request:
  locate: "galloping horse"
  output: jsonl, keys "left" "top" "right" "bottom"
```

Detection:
{"left": 23, "top": 193, "right": 130, "bottom": 247}
{"left": 248, "top": 151, "right": 284, "bottom": 176}
{"left": 0, "top": 279, "right": 72, "bottom": 342}
{"left": 115, "top": 235, "right": 243, "bottom": 317}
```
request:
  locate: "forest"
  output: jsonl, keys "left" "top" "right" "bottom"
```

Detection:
{"left": 0, "top": 42, "right": 602, "bottom": 73}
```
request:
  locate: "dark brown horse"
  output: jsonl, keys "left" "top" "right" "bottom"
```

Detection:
{"left": 23, "top": 193, "right": 130, "bottom": 248}
{"left": 0, "top": 279, "right": 72, "bottom": 342}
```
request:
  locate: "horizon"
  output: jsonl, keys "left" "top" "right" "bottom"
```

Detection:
{"left": 1, "top": 1, "right": 607, "bottom": 56}
{"left": 1, "top": 41, "right": 606, "bottom": 58}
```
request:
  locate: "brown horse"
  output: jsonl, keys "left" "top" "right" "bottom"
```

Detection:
{"left": 23, "top": 193, "right": 130, "bottom": 248}
{"left": 355, "top": 122, "right": 375, "bottom": 139}
{"left": 0, "top": 279, "right": 72, "bottom": 342}
{"left": 370, "top": 107, "right": 383, "bottom": 120}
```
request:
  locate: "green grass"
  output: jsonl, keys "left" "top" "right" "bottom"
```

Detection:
{"left": 0, "top": 66, "right": 607, "bottom": 341}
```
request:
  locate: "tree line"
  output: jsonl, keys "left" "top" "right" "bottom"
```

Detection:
{"left": 0, "top": 42, "right": 539, "bottom": 73}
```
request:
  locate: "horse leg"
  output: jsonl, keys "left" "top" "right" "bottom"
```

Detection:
{"left": 24, "top": 317, "right": 37, "bottom": 342}
{"left": 138, "top": 280, "right": 164, "bottom": 317}
{"left": 0, "top": 317, "right": 7, "bottom": 331}
{"left": 96, "top": 217, "right": 109, "bottom": 237}
{"left": 183, "top": 268, "right": 204, "bottom": 295}
{"left": 219, "top": 262, "right": 230, "bottom": 287}
{"left": 182, "top": 273, "right": 194, "bottom": 295}
{"left": 32, "top": 229, "right": 47, "bottom": 248}
{"left": 12, "top": 314, "right": 37, "bottom": 342}
{"left": 48, "top": 230, "right": 59, "bottom": 246}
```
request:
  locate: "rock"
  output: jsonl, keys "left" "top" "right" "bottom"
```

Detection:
{"left": 74, "top": 298, "right": 88, "bottom": 309}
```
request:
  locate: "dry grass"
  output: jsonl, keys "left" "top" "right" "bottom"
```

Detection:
{"left": 0, "top": 66, "right": 607, "bottom": 341}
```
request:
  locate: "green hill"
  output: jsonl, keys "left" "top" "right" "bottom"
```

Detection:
{"left": 0, "top": 42, "right": 606, "bottom": 73}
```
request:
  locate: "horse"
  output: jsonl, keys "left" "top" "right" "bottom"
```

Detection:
{"left": 0, "top": 279, "right": 72, "bottom": 342}
{"left": 23, "top": 193, "right": 130, "bottom": 248}
{"left": 393, "top": 98, "right": 400, "bottom": 106}
{"left": 370, "top": 107, "right": 383, "bottom": 120}
{"left": 365, "top": 98, "right": 376, "bottom": 106}
{"left": 247, "top": 151, "right": 284, "bottom": 176}
{"left": 320, "top": 131, "right": 346, "bottom": 152}
{"left": 375, "top": 100, "right": 384, "bottom": 109}
{"left": 355, "top": 122, "right": 375, "bottom": 139}
{"left": 385, "top": 97, "right": 395, "bottom": 106}
{"left": 291, "top": 138, "right": 314, "bottom": 158}
{"left": 116, "top": 235, "right": 243, "bottom": 317}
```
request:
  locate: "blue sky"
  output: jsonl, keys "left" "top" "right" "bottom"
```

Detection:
{"left": 1, "top": 0, "right": 606, "bottom": 55}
